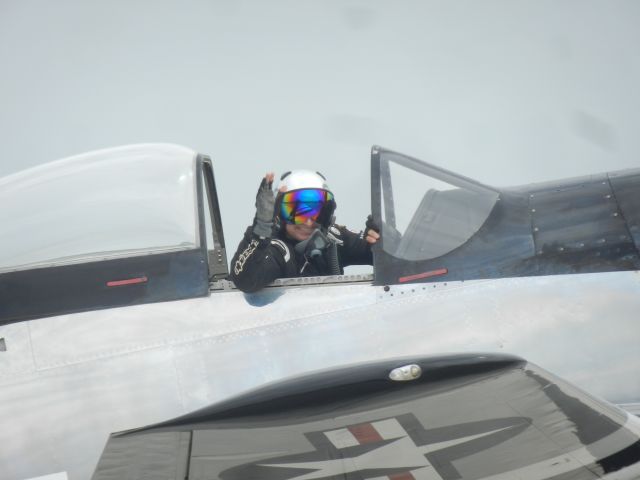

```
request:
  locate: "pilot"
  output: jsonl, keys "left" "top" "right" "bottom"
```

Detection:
{"left": 230, "top": 170, "right": 380, "bottom": 293}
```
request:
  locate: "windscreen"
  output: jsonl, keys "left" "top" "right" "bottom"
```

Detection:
{"left": 0, "top": 144, "right": 199, "bottom": 272}
{"left": 379, "top": 150, "right": 499, "bottom": 261}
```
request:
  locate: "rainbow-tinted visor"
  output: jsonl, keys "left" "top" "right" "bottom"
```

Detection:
{"left": 279, "top": 188, "right": 335, "bottom": 226}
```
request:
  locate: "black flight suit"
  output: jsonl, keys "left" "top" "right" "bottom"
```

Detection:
{"left": 230, "top": 225, "right": 373, "bottom": 293}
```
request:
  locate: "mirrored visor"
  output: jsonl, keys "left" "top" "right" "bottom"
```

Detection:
{"left": 280, "top": 189, "right": 334, "bottom": 225}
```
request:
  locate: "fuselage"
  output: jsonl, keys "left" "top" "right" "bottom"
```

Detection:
{"left": 3, "top": 144, "right": 640, "bottom": 479}
{"left": 2, "top": 271, "right": 640, "bottom": 479}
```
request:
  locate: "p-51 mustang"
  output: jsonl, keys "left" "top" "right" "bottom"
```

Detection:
{"left": 1, "top": 144, "right": 640, "bottom": 480}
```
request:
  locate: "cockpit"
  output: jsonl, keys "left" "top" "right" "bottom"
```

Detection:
{"left": 2, "top": 144, "right": 640, "bottom": 324}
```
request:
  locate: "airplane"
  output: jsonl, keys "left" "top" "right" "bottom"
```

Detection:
{"left": 1, "top": 144, "right": 639, "bottom": 479}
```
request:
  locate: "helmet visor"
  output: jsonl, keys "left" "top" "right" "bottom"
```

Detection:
{"left": 280, "top": 189, "right": 334, "bottom": 225}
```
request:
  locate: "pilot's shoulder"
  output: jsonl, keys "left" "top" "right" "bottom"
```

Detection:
{"left": 330, "top": 224, "right": 361, "bottom": 239}
{"left": 269, "top": 237, "right": 291, "bottom": 262}
{"left": 329, "top": 224, "right": 344, "bottom": 237}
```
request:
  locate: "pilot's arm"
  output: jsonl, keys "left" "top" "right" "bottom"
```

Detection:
{"left": 333, "top": 216, "right": 380, "bottom": 268}
{"left": 230, "top": 227, "right": 292, "bottom": 293}
{"left": 230, "top": 174, "right": 293, "bottom": 293}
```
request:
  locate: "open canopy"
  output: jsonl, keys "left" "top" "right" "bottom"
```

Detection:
{"left": 0, "top": 144, "right": 199, "bottom": 273}
{"left": 375, "top": 148, "right": 499, "bottom": 262}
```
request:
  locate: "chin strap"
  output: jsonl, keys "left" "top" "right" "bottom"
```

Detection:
{"left": 326, "top": 229, "right": 344, "bottom": 246}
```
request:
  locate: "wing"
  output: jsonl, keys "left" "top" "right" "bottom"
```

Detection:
{"left": 92, "top": 354, "right": 640, "bottom": 479}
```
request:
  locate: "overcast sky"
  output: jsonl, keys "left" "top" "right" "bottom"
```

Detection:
{"left": 1, "top": 0, "right": 639, "bottom": 255}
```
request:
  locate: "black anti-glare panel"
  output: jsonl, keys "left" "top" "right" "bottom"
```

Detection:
{"left": 530, "top": 174, "right": 629, "bottom": 254}
{"left": 609, "top": 171, "right": 640, "bottom": 252}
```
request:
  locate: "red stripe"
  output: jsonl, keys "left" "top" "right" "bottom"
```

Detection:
{"left": 398, "top": 268, "right": 448, "bottom": 283}
{"left": 389, "top": 473, "right": 415, "bottom": 480}
{"left": 106, "top": 276, "right": 148, "bottom": 287}
{"left": 348, "top": 423, "right": 382, "bottom": 444}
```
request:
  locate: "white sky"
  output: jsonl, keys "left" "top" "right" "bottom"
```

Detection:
{"left": 1, "top": 0, "right": 639, "bottom": 255}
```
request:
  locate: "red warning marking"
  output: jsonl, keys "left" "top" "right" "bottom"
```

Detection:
{"left": 348, "top": 423, "right": 383, "bottom": 444}
{"left": 106, "top": 276, "right": 148, "bottom": 287}
{"left": 389, "top": 473, "right": 416, "bottom": 480}
{"left": 398, "top": 268, "right": 448, "bottom": 283}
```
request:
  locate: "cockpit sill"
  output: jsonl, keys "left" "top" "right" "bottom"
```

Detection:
{"left": 210, "top": 273, "right": 375, "bottom": 292}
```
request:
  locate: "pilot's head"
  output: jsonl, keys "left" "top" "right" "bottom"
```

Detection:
{"left": 276, "top": 170, "right": 336, "bottom": 242}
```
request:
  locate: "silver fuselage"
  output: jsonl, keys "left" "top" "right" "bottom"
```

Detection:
{"left": 1, "top": 271, "right": 640, "bottom": 479}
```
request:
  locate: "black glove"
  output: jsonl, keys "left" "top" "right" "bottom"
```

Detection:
{"left": 365, "top": 214, "right": 380, "bottom": 236}
{"left": 253, "top": 177, "right": 276, "bottom": 239}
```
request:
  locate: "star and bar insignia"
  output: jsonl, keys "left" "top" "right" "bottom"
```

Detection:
{"left": 220, "top": 413, "right": 530, "bottom": 480}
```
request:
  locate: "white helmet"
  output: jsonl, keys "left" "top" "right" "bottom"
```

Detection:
{"left": 276, "top": 170, "right": 336, "bottom": 229}
{"left": 277, "top": 170, "right": 331, "bottom": 192}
